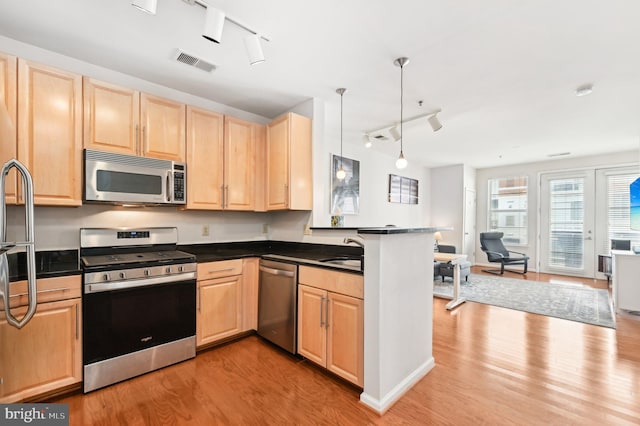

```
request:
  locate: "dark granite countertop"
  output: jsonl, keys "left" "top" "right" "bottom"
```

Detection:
{"left": 5, "top": 240, "right": 366, "bottom": 282}
{"left": 179, "top": 240, "right": 364, "bottom": 274}
{"left": 7, "top": 249, "right": 80, "bottom": 281}
{"left": 358, "top": 226, "right": 450, "bottom": 235}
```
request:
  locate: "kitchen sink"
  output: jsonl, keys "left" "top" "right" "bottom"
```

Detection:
{"left": 319, "top": 256, "right": 363, "bottom": 270}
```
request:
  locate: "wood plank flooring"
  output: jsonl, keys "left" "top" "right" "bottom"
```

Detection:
{"left": 54, "top": 268, "right": 640, "bottom": 425}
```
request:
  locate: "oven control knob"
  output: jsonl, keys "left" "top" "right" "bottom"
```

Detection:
{"left": 178, "top": 265, "right": 184, "bottom": 272}
{"left": 119, "top": 272, "right": 126, "bottom": 279}
{"left": 144, "top": 269, "right": 150, "bottom": 276}
{"left": 103, "top": 273, "right": 110, "bottom": 282}
{"left": 165, "top": 266, "right": 171, "bottom": 274}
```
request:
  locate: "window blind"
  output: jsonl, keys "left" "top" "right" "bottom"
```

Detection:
{"left": 605, "top": 172, "right": 640, "bottom": 253}
{"left": 548, "top": 177, "right": 584, "bottom": 269}
{"left": 487, "top": 176, "right": 528, "bottom": 245}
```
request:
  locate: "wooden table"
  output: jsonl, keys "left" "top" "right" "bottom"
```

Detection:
{"left": 434, "top": 252, "right": 468, "bottom": 310}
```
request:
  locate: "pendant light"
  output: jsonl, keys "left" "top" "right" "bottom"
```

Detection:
{"left": 336, "top": 88, "right": 347, "bottom": 180}
{"left": 394, "top": 57, "right": 409, "bottom": 169}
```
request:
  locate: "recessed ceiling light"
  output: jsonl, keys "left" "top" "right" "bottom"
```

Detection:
{"left": 575, "top": 84, "right": 594, "bottom": 97}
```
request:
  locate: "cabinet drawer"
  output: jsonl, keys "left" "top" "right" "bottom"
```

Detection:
{"left": 298, "top": 266, "right": 363, "bottom": 299}
{"left": 1, "top": 275, "right": 81, "bottom": 310}
{"left": 197, "top": 259, "right": 243, "bottom": 281}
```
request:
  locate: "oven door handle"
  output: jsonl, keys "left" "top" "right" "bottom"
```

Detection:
{"left": 85, "top": 272, "right": 196, "bottom": 294}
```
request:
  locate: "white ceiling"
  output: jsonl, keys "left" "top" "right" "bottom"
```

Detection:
{"left": 1, "top": 0, "right": 639, "bottom": 168}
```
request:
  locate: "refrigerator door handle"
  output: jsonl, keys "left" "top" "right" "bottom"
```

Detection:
{"left": 1, "top": 159, "right": 37, "bottom": 329}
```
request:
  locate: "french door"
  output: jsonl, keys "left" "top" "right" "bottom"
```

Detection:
{"left": 539, "top": 171, "right": 595, "bottom": 277}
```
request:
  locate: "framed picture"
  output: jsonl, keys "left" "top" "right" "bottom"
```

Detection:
{"left": 331, "top": 154, "right": 360, "bottom": 215}
{"left": 388, "top": 174, "right": 418, "bottom": 204}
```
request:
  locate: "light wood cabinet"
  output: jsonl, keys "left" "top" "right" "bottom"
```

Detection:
{"left": 186, "top": 106, "right": 224, "bottom": 210}
{"left": 0, "top": 276, "right": 82, "bottom": 403}
{"left": 140, "top": 93, "right": 185, "bottom": 161}
{"left": 83, "top": 77, "right": 140, "bottom": 155}
{"left": 185, "top": 110, "right": 258, "bottom": 211}
{"left": 266, "top": 112, "right": 312, "bottom": 210}
{"left": 83, "top": 78, "right": 185, "bottom": 161}
{"left": 224, "top": 116, "right": 255, "bottom": 210}
{"left": 242, "top": 258, "right": 259, "bottom": 331}
{"left": 0, "top": 52, "right": 17, "bottom": 204}
{"left": 18, "top": 59, "right": 82, "bottom": 206}
{"left": 297, "top": 266, "right": 363, "bottom": 386}
{"left": 196, "top": 259, "right": 244, "bottom": 347}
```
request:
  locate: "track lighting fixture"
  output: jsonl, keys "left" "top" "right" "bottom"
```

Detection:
{"left": 202, "top": 6, "right": 226, "bottom": 43}
{"left": 132, "top": 0, "right": 157, "bottom": 15}
{"left": 389, "top": 125, "right": 401, "bottom": 142}
{"left": 394, "top": 57, "right": 409, "bottom": 169}
{"left": 179, "top": 0, "right": 271, "bottom": 64}
{"left": 363, "top": 135, "right": 373, "bottom": 148}
{"left": 336, "top": 88, "right": 347, "bottom": 180}
{"left": 244, "top": 34, "right": 265, "bottom": 65}
{"left": 427, "top": 111, "right": 442, "bottom": 132}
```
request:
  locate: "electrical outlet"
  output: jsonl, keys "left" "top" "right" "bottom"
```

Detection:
{"left": 303, "top": 224, "right": 312, "bottom": 235}
{"left": 202, "top": 225, "right": 210, "bottom": 237}
{"left": 262, "top": 224, "right": 269, "bottom": 234}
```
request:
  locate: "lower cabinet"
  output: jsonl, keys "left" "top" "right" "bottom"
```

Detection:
{"left": 196, "top": 259, "right": 245, "bottom": 347}
{"left": 297, "top": 266, "right": 364, "bottom": 387}
{"left": 0, "top": 276, "right": 82, "bottom": 403}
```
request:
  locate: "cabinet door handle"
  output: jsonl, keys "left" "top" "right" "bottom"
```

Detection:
{"left": 221, "top": 184, "right": 225, "bottom": 208}
{"left": 75, "top": 303, "right": 79, "bottom": 340}
{"left": 225, "top": 185, "right": 229, "bottom": 208}
{"left": 319, "top": 296, "right": 324, "bottom": 327}
{"left": 142, "top": 126, "right": 147, "bottom": 155}
{"left": 197, "top": 287, "right": 201, "bottom": 312}
{"left": 284, "top": 183, "right": 288, "bottom": 207}
{"left": 325, "top": 297, "right": 330, "bottom": 329}
{"left": 209, "top": 267, "right": 235, "bottom": 274}
{"left": 135, "top": 124, "right": 140, "bottom": 153}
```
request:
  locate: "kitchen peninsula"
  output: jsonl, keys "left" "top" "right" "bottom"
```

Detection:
{"left": 357, "top": 226, "right": 442, "bottom": 413}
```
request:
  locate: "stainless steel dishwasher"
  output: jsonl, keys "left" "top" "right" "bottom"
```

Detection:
{"left": 258, "top": 259, "right": 298, "bottom": 354}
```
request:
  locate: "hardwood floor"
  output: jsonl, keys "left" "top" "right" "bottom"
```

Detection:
{"left": 54, "top": 269, "right": 640, "bottom": 425}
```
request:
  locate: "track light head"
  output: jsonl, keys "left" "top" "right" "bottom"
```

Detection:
{"left": 389, "top": 125, "right": 401, "bottom": 142}
{"left": 244, "top": 34, "right": 265, "bottom": 65}
{"left": 132, "top": 0, "right": 157, "bottom": 15}
{"left": 203, "top": 7, "right": 226, "bottom": 43}
{"left": 363, "top": 135, "right": 373, "bottom": 148}
{"left": 428, "top": 113, "right": 442, "bottom": 132}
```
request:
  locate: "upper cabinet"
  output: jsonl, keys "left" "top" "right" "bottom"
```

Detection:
{"left": 185, "top": 106, "right": 224, "bottom": 210}
{"left": 140, "top": 93, "right": 186, "bottom": 162}
{"left": 83, "top": 78, "right": 139, "bottom": 155}
{"left": 18, "top": 59, "right": 82, "bottom": 206}
{"left": 224, "top": 116, "right": 256, "bottom": 211}
{"left": 0, "top": 53, "right": 17, "bottom": 204}
{"left": 84, "top": 78, "right": 185, "bottom": 162}
{"left": 185, "top": 108, "right": 261, "bottom": 211}
{"left": 266, "top": 112, "right": 312, "bottom": 210}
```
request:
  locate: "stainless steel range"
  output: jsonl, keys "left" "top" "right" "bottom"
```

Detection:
{"left": 80, "top": 227, "right": 196, "bottom": 393}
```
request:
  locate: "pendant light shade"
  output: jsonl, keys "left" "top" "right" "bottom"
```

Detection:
{"left": 131, "top": 0, "right": 157, "bottom": 14}
{"left": 394, "top": 57, "right": 409, "bottom": 169}
{"left": 203, "top": 7, "right": 226, "bottom": 43}
{"left": 244, "top": 34, "right": 265, "bottom": 65}
{"left": 336, "top": 88, "right": 347, "bottom": 180}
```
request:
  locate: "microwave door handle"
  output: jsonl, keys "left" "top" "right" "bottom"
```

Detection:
{"left": 166, "top": 171, "right": 171, "bottom": 203}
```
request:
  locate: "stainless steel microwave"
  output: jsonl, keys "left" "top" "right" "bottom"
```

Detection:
{"left": 84, "top": 149, "right": 186, "bottom": 205}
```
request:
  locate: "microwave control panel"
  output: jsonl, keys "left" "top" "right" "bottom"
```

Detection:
{"left": 173, "top": 171, "right": 185, "bottom": 202}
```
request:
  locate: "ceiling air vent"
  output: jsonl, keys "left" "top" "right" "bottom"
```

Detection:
{"left": 172, "top": 49, "right": 217, "bottom": 73}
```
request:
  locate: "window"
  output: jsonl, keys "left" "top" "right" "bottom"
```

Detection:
{"left": 606, "top": 172, "right": 640, "bottom": 250}
{"left": 488, "top": 176, "right": 528, "bottom": 245}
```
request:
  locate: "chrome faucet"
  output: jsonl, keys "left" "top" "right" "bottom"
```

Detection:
{"left": 343, "top": 237, "right": 364, "bottom": 248}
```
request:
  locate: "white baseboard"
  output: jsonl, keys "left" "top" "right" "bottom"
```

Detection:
{"left": 359, "top": 357, "right": 435, "bottom": 415}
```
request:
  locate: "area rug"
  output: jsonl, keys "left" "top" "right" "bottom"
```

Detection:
{"left": 434, "top": 274, "right": 616, "bottom": 329}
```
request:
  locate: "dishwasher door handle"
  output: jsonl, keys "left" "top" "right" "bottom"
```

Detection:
{"left": 259, "top": 266, "right": 295, "bottom": 277}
